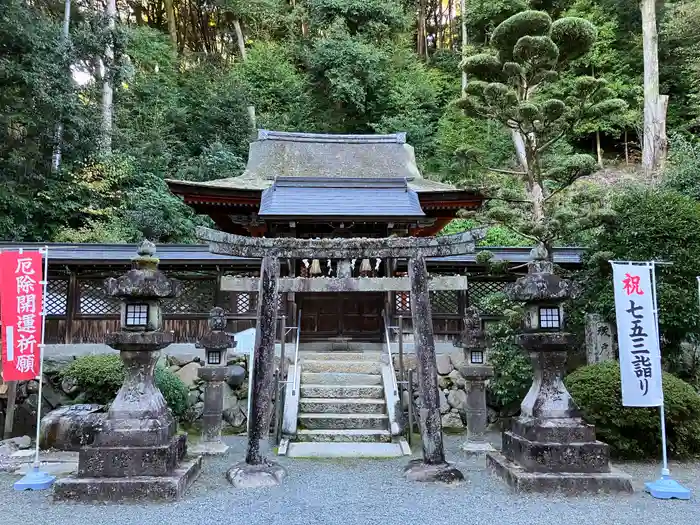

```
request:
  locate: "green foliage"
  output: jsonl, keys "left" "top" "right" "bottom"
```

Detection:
{"left": 430, "top": 101, "right": 513, "bottom": 184}
{"left": 490, "top": 10, "right": 553, "bottom": 59}
{"left": 305, "top": 29, "right": 390, "bottom": 129}
{"left": 463, "top": 0, "right": 529, "bottom": 46}
{"left": 440, "top": 219, "right": 530, "bottom": 247}
{"left": 232, "top": 42, "right": 314, "bottom": 131}
{"left": 663, "top": 134, "right": 700, "bottom": 200}
{"left": 566, "top": 361, "right": 700, "bottom": 459}
{"left": 56, "top": 154, "right": 203, "bottom": 243}
{"left": 549, "top": 17, "right": 597, "bottom": 63}
{"left": 58, "top": 26, "right": 252, "bottom": 243}
{"left": 480, "top": 293, "right": 532, "bottom": 412}
{"left": 0, "top": 0, "right": 104, "bottom": 241}
{"left": 370, "top": 50, "right": 446, "bottom": 160}
{"left": 544, "top": 0, "right": 641, "bottom": 147}
{"left": 154, "top": 366, "right": 190, "bottom": 419}
{"left": 61, "top": 354, "right": 191, "bottom": 419}
{"left": 577, "top": 186, "right": 700, "bottom": 370}
{"left": 307, "top": 0, "right": 409, "bottom": 38}
{"left": 660, "top": 1, "right": 700, "bottom": 132}
{"left": 61, "top": 355, "right": 125, "bottom": 404}
{"left": 300, "top": 1, "right": 449, "bottom": 160}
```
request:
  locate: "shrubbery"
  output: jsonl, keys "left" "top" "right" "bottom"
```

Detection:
{"left": 566, "top": 361, "right": 700, "bottom": 459}
{"left": 577, "top": 186, "right": 700, "bottom": 374}
{"left": 154, "top": 365, "right": 190, "bottom": 419}
{"left": 61, "top": 354, "right": 190, "bottom": 419}
{"left": 479, "top": 293, "right": 533, "bottom": 414}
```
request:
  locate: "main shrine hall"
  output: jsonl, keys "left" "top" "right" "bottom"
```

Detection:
{"left": 167, "top": 129, "right": 485, "bottom": 344}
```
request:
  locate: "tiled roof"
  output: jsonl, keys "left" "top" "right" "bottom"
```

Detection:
{"left": 258, "top": 177, "right": 426, "bottom": 218}
{"left": 0, "top": 243, "right": 585, "bottom": 266}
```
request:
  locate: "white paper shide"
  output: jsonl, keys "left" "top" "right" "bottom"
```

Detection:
{"left": 611, "top": 263, "right": 663, "bottom": 407}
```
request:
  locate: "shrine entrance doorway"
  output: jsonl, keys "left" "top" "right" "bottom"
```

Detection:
{"left": 298, "top": 292, "right": 384, "bottom": 342}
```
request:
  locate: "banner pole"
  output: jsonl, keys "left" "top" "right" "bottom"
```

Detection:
{"left": 13, "top": 246, "right": 55, "bottom": 491}
{"left": 648, "top": 262, "right": 669, "bottom": 475}
{"left": 32, "top": 246, "right": 49, "bottom": 467}
{"left": 643, "top": 260, "right": 690, "bottom": 500}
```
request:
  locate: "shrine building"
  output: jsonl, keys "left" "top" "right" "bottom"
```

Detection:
{"left": 167, "top": 130, "right": 484, "bottom": 345}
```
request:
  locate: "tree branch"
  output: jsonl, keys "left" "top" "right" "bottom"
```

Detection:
{"left": 486, "top": 166, "right": 528, "bottom": 176}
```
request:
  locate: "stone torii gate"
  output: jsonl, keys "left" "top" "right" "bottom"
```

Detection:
{"left": 198, "top": 226, "right": 483, "bottom": 485}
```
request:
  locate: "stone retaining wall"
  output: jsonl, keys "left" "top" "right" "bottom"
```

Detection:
{"left": 3, "top": 348, "right": 483, "bottom": 437}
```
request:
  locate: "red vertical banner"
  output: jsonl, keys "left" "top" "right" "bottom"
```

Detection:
{"left": 1, "top": 251, "right": 44, "bottom": 381}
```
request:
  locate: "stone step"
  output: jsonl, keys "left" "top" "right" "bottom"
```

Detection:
{"left": 299, "top": 398, "right": 386, "bottom": 414}
{"left": 295, "top": 429, "right": 392, "bottom": 443}
{"left": 300, "top": 384, "right": 384, "bottom": 399}
{"left": 302, "top": 360, "right": 381, "bottom": 374}
{"left": 298, "top": 413, "right": 388, "bottom": 430}
{"left": 301, "top": 372, "right": 382, "bottom": 386}
{"left": 286, "top": 441, "right": 405, "bottom": 458}
{"left": 299, "top": 351, "right": 382, "bottom": 362}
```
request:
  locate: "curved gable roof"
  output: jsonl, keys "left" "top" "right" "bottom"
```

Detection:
{"left": 168, "top": 130, "right": 461, "bottom": 194}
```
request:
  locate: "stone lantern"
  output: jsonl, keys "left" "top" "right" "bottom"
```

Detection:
{"left": 54, "top": 241, "right": 202, "bottom": 502}
{"left": 191, "top": 307, "right": 236, "bottom": 455}
{"left": 456, "top": 307, "right": 494, "bottom": 456}
{"left": 486, "top": 244, "right": 632, "bottom": 493}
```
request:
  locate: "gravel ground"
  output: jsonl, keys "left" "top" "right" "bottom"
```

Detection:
{"left": 0, "top": 435, "right": 697, "bottom": 525}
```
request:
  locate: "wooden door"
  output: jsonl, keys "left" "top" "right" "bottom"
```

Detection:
{"left": 299, "top": 293, "right": 384, "bottom": 342}
{"left": 341, "top": 293, "right": 383, "bottom": 340}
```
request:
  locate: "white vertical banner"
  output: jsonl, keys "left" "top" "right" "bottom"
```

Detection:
{"left": 611, "top": 263, "right": 663, "bottom": 407}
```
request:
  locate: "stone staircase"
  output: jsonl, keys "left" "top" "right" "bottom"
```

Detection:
{"left": 283, "top": 351, "right": 409, "bottom": 458}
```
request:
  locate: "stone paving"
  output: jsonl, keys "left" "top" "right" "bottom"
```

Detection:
{"left": 0, "top": 435, "right": 697, "bottom": 525}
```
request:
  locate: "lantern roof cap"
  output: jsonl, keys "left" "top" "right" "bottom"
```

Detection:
{"left": 506, "top": 245, "right": 574, "bottom": 303}
{"left": 104, "top": 242, "right": 182, "bottom": 300}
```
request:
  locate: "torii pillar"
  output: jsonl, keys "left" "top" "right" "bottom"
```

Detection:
{"left": 226, "top": 256, "right": 287, "bottom": 488}
{"left": 404, "top": 254, "right": 464, "bottom": 482}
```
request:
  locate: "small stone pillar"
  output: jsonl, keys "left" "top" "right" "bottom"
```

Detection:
{"left": 456, "top": 308, "right": 494, "bottom": 456}
{"left": 404, "top": 254, "right": 464, "bottom": 483}
{"left": 585, "top": 313, "right": 615, "bottom": 364}
{"left": 486, "top": 244, "right": 632, "bottom": 494}
{"left": 191, "top": 307, "right": 235, "bottom": 456}
{"left": 226, "top": 256, "right": 287, "bottom": 488}
{"left": 53, "top": 241, "right": 202, "bottom": 502}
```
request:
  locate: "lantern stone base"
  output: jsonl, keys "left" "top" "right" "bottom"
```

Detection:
{"left": 78, "top": 434, "right": 188, "bottom": 477}
{"left": 502, "top": 432, "right": 612, "bottom": 474}
{"left": 53, "top": 456, "right": 202, "bottom": 502}
{"left": 486, "top": 451, "right": 633, "bottom": 494}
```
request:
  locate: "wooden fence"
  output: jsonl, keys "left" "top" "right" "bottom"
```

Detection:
{"left": 45, "top": 269, "right": 511, "bottom": 345}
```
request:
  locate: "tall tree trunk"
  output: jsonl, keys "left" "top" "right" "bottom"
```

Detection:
{"left": 418, "top": 0, "right": 427, "bottom": 59}
{"left": 460, "top": 0, "right": 467, "bottom": 92}
{"left": 233, "top": 18, "right": 247, "bottom": 60}
{"left": 101, "top": 0, "right": 116, "bottom": 155}
{"left": 527, "top": 180, "right": 545, "bottom": 225}
{"left": 596, "top": 130, "right": 603, "bottom": 168}
{"left": 624, "top": 129, "right": 629, "bottom": 166}
{"left": 52, "top": 0, "right": 71, "bottom": 172}
{"left": 641, "top": 0, "right": 667, "bottom": 179}
{"left": 164, "top": 0, "right": 177, "bottom": 47}
{"left": 511, "top": 130, "right": 528, "bottom": 172}
{"left": 232, "top": 18, "right": 256, "bottom": 133}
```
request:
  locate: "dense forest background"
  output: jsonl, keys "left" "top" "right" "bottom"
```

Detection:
{"left": 1, "top": 0, "right": 700, "bottom": 245}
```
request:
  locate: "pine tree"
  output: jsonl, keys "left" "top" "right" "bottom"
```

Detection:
{"left": 459, "top": 10, "right": 626, "bottom": 255}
